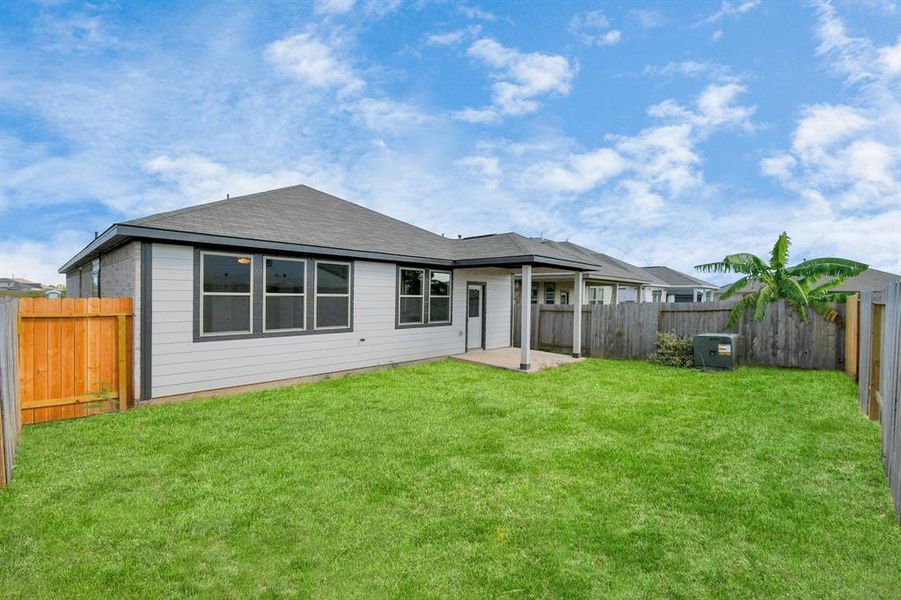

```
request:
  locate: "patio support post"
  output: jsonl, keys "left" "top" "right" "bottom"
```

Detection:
{"left": 637, "top": 284, "right": 643, "bottom": 303}
{"left": 572, "top": 271, "right": 582, "bottom": 358}
{"left": 520, "top": 265, "right": 531, "bottom": 370}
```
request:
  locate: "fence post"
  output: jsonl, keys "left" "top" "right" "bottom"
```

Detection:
{"left": 117, "top": 314, "right": 127, "bottom": 411}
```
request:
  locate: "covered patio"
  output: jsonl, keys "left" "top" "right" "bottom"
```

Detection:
{"left": 453, "top": 347, "right": 583, "bottom": 373}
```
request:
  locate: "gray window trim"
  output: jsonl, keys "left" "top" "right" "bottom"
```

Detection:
{"left": 192, "top": 247, "right": 354, "bottom": 342}
{"left": 313, "top": 259, "right": 353, "bottom": 331}
{"left": 395, "top": 266, "right": 454, "bottom": 329}
{"left": 198, "top": 250, "right": 254, "bottom": 338}
{"left": 262, "top": 255, "right": 307, "bottom": 333}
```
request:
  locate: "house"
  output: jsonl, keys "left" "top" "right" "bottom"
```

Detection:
{"left": 0, "top": 277, "right": 43, "bottom": 292}
{"left": 641, "top": 266, "right": 718, "bottom": 302}
{"left": 60, "top": 185, "right": 610, "bottom": 402}
{"left": 716, "top": 267, "right": 901, "bottom": 299}
{"left": 511, "top": 242, "right": 671, "bottom": 305}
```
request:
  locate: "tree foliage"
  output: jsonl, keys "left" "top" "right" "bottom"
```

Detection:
{"left": 695, "top": 232, "right": 867, "bottom": 327}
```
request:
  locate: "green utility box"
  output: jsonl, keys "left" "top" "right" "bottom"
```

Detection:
{"left": 693, "top": 333, "right": 739, "bottom": 369}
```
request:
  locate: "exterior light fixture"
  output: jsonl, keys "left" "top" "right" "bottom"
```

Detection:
{"left": 237, "top": 257, "right": 251, "bottom": 264}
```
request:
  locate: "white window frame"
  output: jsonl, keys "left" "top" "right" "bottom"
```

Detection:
{"left": 587, "top": 286, "right": 605, "bottom": 305}
{"left": 314, "top": 260, "right": 352, "bottom": 330}
{"left": 428, "top": 270, "right": 452, "bottom": 324}
{"left": 398, "top": 267, "right": 425, "bottom": 325}
{"left": 263, "top": 255, "right": 307, "bottom": 333}
{"left": 199, "top": 250, "right": 253, "bottom": 337}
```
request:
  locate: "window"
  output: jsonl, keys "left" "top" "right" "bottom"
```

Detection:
{"left": 588, "top": 286, "right": 605, "bottom": 305}
{"left": 530, "top": 282, "right": 539, "bottom": 304}
{"left": 468, "top": 287, "right": 481, "bottom": 318}
{"left": 429, "top": 271, "right": 451, "bottom": 323}
{"left": 651, "top": 289, "right": 662, "bottom": 303}
{"left": 398, "top": 268, "right": 425, "bottom": 324}
{"left": 264, "top": 257, "right": 305, "bottom": 331}
{"left": 544, "top": 283, "right": 556, "bottom": 305}
{"left": 201, "top": 252, "right": 252, "bottom": 335}
{"left": 91, "top": 259, "right": 100, "bottom": 297}
{"left": 396, "top": 267, "right": 453, "bottom": 327}
{"left": 560, "top": 291, "right": 569, "bottom": 305}
{"left": 315, "top": 261, "right": 351, "bottom": 329}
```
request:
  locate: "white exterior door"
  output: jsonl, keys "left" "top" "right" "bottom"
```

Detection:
{"left": 467, "top": 284, "right": 483, "bottom": 350}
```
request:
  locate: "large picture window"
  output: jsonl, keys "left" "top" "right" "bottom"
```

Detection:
{"left": 195, "top": 250, "right": 354, "bottom": 341}
{"left": 201, "top": 252, "right": 253, "bottom": 335}
{"left": 396, "top": 267, "right": 453, "bottom": 327}
{"left": 264, "top": 257, "right": 305, "bottom": 331}
{"left": 315, "top": 261, "right": 351, "bottom": 329}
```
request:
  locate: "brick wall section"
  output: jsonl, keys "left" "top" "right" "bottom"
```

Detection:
{"left": 66, "top": 271, "right": 81, "bottom": 297}
{"left": 79, "top": 265, "right": 93, "bottom": 298}
{"left": 98, "top": 241, "right": 142, "bottom": 400}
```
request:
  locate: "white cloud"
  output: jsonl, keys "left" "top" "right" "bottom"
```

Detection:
{"left": 522, "top": 148, "right": 625, "bottom": 194}
{"left": 598, "top": 30, "right": 622, "bottom": 46}
{"left": 569, "top": 10, "right": 622, "bottom": 46}
{"left": 265, "top": 32, "right": 364, "bottom": 95}
{"left": 0, "top": 230, "right": 87, "bottom": 285}
{"left": 144, "top": 155, "right": 309, "bottom": 202}
{"left": 643, "top": 60, "right": 739, "bottom": 82}
{"left": 697, "top": 0, "right": 760, "bottom": 26}
{"left": 314, "top": 0, "right": 355, "bottom": 14}
{"left": 456, "top": 39, "right": 576, "bottom": 122}
{"left": 630, "top": 9, "right": 665, "bottom": 29}
{"left": 648, "top": 83, "right": 756, "bottom": 132}
{"left": 760, "top": 153, "right": 796, "bottom": 182}
{"left": 458, "top": 5, "right": 496, "bottom": 21}
{"left": 426, "top": 25, "right": 481, "bottom": 46}
{"left": 36, "top": 13, "right": 119, "bottom": 53}
{"left": 758, "top": 2, "right": 900, "bottom": 270}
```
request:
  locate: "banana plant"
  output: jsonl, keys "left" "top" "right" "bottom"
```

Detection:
{"left": 695, "top": 232, "right": 867, "bottom": 327}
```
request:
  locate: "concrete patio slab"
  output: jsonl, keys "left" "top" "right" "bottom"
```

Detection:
{"left": 452, "top": 347, "right": 583, "bottom": 373}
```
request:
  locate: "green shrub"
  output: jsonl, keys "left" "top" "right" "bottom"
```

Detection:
{"left": 650, "top": 331, "right": 694, "bottom": 367}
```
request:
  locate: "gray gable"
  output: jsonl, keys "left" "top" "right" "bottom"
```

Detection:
{"left": 642, "top": 266, "right": 717, "bottom": 288}
{"left": 126, "top": 185, "right": 457, "bottom": 261}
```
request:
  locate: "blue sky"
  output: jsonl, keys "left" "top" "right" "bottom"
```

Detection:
{"left": 1, "top": 0, "right": 899, "bottom": 285}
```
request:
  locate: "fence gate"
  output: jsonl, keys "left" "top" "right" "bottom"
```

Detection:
{"left": 18, "top": 298, "right": 133, "bottom": 424}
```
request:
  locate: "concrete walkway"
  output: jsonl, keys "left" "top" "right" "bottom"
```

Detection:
{"left": 452, "top": 347, "right": 582, "bottom": 373}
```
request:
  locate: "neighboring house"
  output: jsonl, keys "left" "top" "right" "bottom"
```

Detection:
{"left": 641, "top": 266, "right": 718, "bottom": 302}
{"left": 0, "top": 277, "right": 43, "bottom": 292}
{"left": 716, "top": 268, "right": 901, "bottom": 298}
{"left": 511, "top": 242, "right": 671, "bottom": 305}
{"left": 44, "top": 289, "right": 63, "bottom": 299}
{"left": 60, "top": 185, "right": 609, "bottom": 402}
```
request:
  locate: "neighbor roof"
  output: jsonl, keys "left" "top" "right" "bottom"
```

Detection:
{"left": 60, "top": 185, "right": 617, "bottom": 273}
{"left": 718, "top": 268, "right": 900, "bottom": 295}
{"left": 642, "top": 266, "right": 717, "bottom": 288}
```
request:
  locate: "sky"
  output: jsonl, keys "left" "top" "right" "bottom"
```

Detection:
{"left": 0, "top": 0, "right": 899, "bottom": 285}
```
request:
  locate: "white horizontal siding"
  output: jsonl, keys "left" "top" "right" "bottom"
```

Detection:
{"left": 150, "top": 244, "right": 512, "bottom": 397}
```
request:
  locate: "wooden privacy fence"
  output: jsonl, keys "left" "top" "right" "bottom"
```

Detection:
{"left": 514, "top": 299, "right": 845, "bottom": 369}
{"left": 852, "top": 283, "right": 900, "bottom": 523}
{"left": 0, "top": 298, "right": 20, "bottom": 489}
{"left": 18, "top": 297, "right": 133, "bottom": 425}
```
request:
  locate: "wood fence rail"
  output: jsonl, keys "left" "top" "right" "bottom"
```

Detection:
{"left": 18, "top": 297, "right": 133, "bottom": 425}
{"left": 0, "top": 298, "right": 20, "bottom": 488}
{"left": 514, "top": 300, "right": 844, "bottom": 369}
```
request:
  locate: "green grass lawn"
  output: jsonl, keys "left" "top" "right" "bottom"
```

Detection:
{"left": 1, "top": 359, "right": 899, "bottom": 598}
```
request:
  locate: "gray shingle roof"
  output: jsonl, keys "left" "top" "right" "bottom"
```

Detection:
{"left": 642, "top": 266, "right": 717, "bottom": 288}
{"left": 61, "top": 184, "right": 665, "bottom": 278}
{"left": 126, "top": 185, "right": 457, "bottom": 261}
{"left": 718, "top": 268, "right": 900, "bottom": 295}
